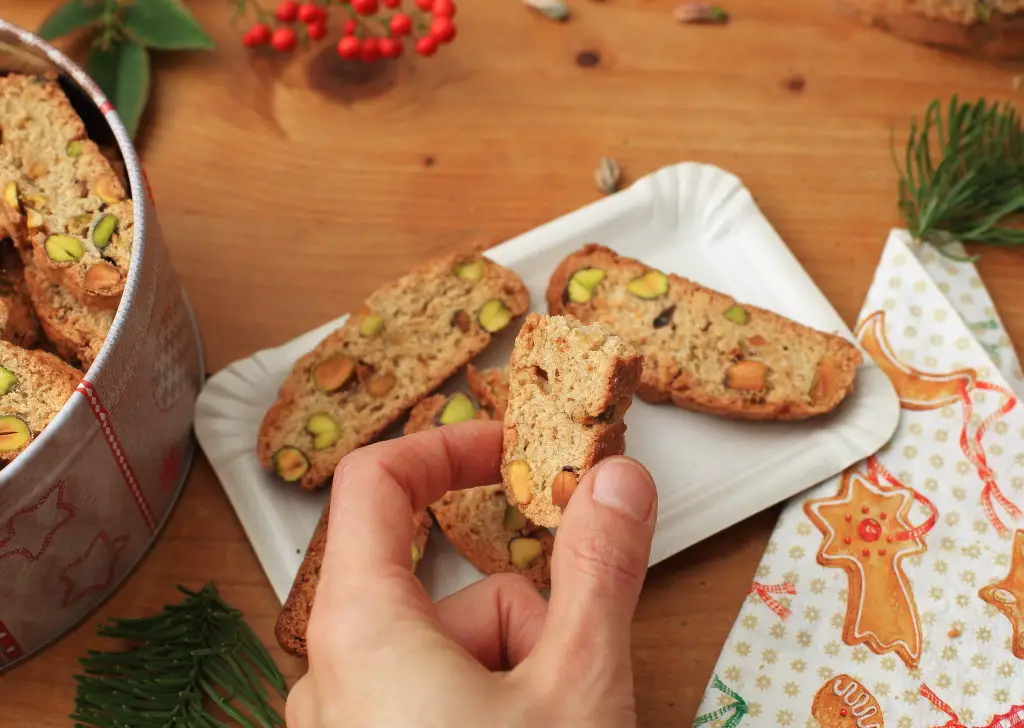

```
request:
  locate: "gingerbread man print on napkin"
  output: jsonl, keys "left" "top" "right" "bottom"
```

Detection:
{"left": 978, "top": 529, "right": 1024, "bottom": 660}
{"left": 857, "top": 309, "right": 1021, "bottom": 535}
{"left": 804, "top": 463, "right": 936, "bottom": 668}
{"left": 810, "top": 674, "right": 884, "bottom": 728}
{"left": 857, "top": 310, "right": 976, "bottom": 411}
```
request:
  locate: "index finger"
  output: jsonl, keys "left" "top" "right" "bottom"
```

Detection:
{"left": 323, "top": 419, "right": 502, "bottom": 591}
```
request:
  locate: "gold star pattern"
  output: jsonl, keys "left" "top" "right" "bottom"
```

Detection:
{"left": 978, "top": 529, "right": 1024, "bottom": 659}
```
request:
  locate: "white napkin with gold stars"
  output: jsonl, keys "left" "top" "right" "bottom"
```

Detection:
{"left": 694, "top": 229, "right": 1024, "bottom": 728}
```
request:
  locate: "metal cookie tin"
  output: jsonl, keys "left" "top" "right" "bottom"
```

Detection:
{"left": 0, "top": 19, "right": 204, "bottom": 669}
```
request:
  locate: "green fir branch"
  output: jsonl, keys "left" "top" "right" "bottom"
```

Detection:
{"left": 71, "top": 583, "right": 286, "bottom": 728}
{"left": 895, "top": 95, "right": 1024, "bottom": 260}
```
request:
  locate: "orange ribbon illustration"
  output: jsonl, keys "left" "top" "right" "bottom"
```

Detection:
{"left": 856, "top": 310, "right": 1021, "bottom": 534}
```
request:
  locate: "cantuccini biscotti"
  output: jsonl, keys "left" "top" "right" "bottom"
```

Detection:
{"left": 275, "top": 505, "right": 433, "bottom": 657}
{"left": 547, "top": 244, "right": 862, "bottom": 421}
{"left": 22, "top": 259, "right": 113, "bottom": 369}
{"left": 466, "top": 364, "right": 510, "bottom": 418}
{"left": 0, "top": 338, "right": 81, "bottom": 461}
{"left": 0, "top": 74, "right": 133, "bottom": 309}
{"left": 258, "top": 253, "right": 529, "bottom": 489}
{"left": 501, "top": 314, "right": 642, "bottom": 528}
{"left": 403, "top": 390, "right": 553, "bottom": 590}
{"left": 0, "top": 246, "right": 39, "bottom": 349}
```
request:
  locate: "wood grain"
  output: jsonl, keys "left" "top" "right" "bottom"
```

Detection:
{"left": 1, "top": 0, "right": 1023, "bottom": 725}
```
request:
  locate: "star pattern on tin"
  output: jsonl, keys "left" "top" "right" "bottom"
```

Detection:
{"left": 57, "top": 531, "right": 128, "bottom": 608}
{"left": 0, "top": 480, "right": 75, "bottom": 562}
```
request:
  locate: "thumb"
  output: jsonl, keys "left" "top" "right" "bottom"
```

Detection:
{"left": 534, "top": 456, "right": 656, "bottom": 670}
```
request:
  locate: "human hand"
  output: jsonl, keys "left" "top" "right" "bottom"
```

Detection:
{"left": 286, "top": 419, "right": 657, "bottom": 728}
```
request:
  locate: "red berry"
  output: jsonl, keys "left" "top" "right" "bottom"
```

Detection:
{"left": 415, "top": 0, "right": 433, "bottom": 10}
{"left": 306, "top": 19, "right": 327, "bottom": 39}
{"left": 382, "top": 0, "right": 400, "bottom": 6}
{"left": 360, "top": 37, "right": 380, "bottom": 61}
{"left": 432, "top": 0, "right": 456, "bottom": 17}
{"left": 415, "top": 34, "right": 437, "bottom": 56}
{"left": 275, "top": 0, "right": 299, "bottom": 22}
{"left": 429, "top": 16, "right": 456, "bottom": 43}
{"left": 352, "top": 0, "right": 379, "bottom": 14}
{"left": 271, "top": 26, "right": 298, "bottom": 51}
{"left": 297, "top": 3, "right": 322, "bottom": 22}
{"left": 244, "top": 22, "right": 271, "bottom": 46}
{"left": 337, "top": 35, "right": 360, "bottom": 58}
{"left": 343, "top": 19, "right": 357, "bottom": 35}
{"left": 378, "top": 36, "right": 401, "bottom": 58}
{"left": 251, "top": 22, "right": 272, "bottom": 42}
{"left": 389, "top": 13, "right": 412, "bottom": 35}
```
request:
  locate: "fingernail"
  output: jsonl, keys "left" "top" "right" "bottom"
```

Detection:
{"left": 591, "top": 457, "right": 656, "bottom": 522}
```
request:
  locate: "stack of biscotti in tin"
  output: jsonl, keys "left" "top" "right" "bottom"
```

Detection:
{"left": 0, "top": 73, "right": 136, "bottom": 463}
{"left": 262, "top": 243, "right": 863, "bottom": 657}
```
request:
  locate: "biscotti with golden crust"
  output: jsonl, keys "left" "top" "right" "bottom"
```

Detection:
{"left": 0, "top": 246, "right": 39, "bottom": 349}
{"left": 403, "top": 389, "right": 553, "bottom": 590}
{"left": 466, "top": 364, "right": 510, "bottom": 418}
{"left": 22, "top": 258, "right": 113, "bottom": 369}
{"left": 547, "top": 244, "right": 862, "bottom": 421}
{"left": 258, "top": 253, "right": 529, "bottom": 489}
{"left": 501, "top": 314, "right": 642, "bottom": 529}
{"left": 837, "top": 0, "right": 1024, "bottom": 61}
{"left": 0, "top": 338, "right": 81, "bottom": 462}
{"left": 0, "top": 74, "right": 133, "bottom": 310}
{"left": 275, "top": 505, "right": 433, "bottom": 657}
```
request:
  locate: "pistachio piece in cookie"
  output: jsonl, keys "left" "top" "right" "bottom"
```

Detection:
{"left": 305, "top": 413, "right": 341, "bottom": 451}
{"left": 0, "top": 415, "right": 30, "bottom": 452}
{"left": 91, "top": 214, "right": 118, "bottom": 250}
{"left": 508, "top": 536, "right": 544, "bottom": 569}
{"left": 626, "top": 269, "right": 668, "bottom": 299}
{"left": 273, "top": 446, "right": 310, "bottom": 482}
{"left": 566, "top": 267, "right": 605, "bottom": 303}
{"left": 452, "top": 257, "right": 485, "bottom": 282}
{"left": 359, "top": 312, "right": 384, "bottom": 337}
{"left": 44, "top": 234, "right": 84, "bottom": 262}
{"left": 437, "top": 392, "right": 477, "bottom": 425}
{"left": 723, "top": 304, "right": 749, "bottom": 324}
{"left": 478, "top": 299, "right": 513, "bottom": 333}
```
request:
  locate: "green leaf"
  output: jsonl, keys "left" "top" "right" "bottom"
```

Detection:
{"left": 121, "top": 0, "right": 215, "bottom": 51}
{"left": 37, "top": 0, "right": 104, "bottom": 40}
{"left": 86, "top": 40, "right": 151, "bottom": 139}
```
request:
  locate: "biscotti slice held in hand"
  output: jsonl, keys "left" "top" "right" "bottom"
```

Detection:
{"left": 0, "top": 74, "right": 133, "bottom": 309}
{"left": 0, "top": 339, "right": 81, "bottom": 462}
{"left": 275, "top": 505, "right": 432, "bottom": 657}
{"left": 466, "top": 364, "right": 510, "bottom": 418}
{"left": 502, "top": 314, "right": 642, "bottom": 528}
{"left": 547, "top": 244, "right": 862, "bottom": 421}
{"left": 403, "top": 391, "right": 553, "bottom": 590}
{"left": 258, "top": 253, "right": 529, "bottom": 489}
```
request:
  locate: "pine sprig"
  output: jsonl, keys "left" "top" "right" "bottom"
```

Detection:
{"left": 895, "top": 95, "right": 1024, "bottom": 260}
{"left": 71, "top": 583, "right": 287, "bottom": 728}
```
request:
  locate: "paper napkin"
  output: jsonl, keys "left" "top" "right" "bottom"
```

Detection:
{"left": 694, "top": 229, "right": 1024, "bottom": 728}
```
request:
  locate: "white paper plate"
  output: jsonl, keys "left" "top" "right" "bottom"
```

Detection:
{"left": 195, "top": 162, "right": 900, "bottom": 604}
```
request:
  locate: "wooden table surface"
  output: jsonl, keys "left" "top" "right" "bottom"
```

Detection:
{"left": 2, "top": 0, "right": 1024, "bottom": 725}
